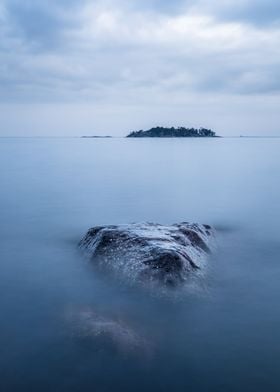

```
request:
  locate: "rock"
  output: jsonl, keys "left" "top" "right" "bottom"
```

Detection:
{"left": 67, "top": 308, "right": 152, "bottom": 356}
{"left": 79, "top": 222, "right": 215, "bottom": 286}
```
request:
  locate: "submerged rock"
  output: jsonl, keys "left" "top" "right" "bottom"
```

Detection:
{"left": 67, "top": 308, "right": 152, "bottom": 356}
{"left": 79, "top": 222, "right": 215, "bottom": 286}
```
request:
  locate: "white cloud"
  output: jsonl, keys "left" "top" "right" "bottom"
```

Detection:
{"left": 60, "top": 4, "right": 280, "bottom": 97}
{"left": 0, "top": 0, "right": 280, "bottom": 135}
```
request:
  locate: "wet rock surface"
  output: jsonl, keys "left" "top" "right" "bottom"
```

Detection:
{"left": 79, "top": 222, "right": 215, "bottom": 285}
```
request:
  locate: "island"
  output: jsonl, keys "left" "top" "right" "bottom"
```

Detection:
{"left": 126, "top": 126, "right": 217, "bottom": 138}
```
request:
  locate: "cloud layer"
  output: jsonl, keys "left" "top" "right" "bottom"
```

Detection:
{"left": 0, "top": 0, "right": 280, "bottom": 135}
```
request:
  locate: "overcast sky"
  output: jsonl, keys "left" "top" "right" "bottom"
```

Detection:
{"left": 0, "top": 0, "right": 279, "bottom": 136}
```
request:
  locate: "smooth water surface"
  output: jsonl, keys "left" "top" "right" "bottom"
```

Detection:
{"left": 0, "top": 137, "right": 280, "bottom": 391}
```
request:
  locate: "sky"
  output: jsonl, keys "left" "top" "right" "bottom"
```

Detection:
{"left": 0, "top": 0, "right": 280, "bottom": 136}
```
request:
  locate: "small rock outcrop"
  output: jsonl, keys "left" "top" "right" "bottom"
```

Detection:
{"left": 79, "top": 222, "right": 215, "bottom": 286}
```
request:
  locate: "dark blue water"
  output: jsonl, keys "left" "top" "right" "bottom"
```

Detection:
{"left": 0, "top": 137, "right": 280, "bottom": 391}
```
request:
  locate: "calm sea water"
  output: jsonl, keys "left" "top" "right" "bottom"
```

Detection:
{"left": 0, "top": 137, "right": 280, "bottom": 391}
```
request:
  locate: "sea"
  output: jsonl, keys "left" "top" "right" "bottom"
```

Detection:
{"left": 0, "top": 137, "right": 280, "bottom": 391}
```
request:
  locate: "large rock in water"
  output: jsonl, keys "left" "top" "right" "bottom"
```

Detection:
{"left": 79, "top": 222, "right": 215, "bottom": 286}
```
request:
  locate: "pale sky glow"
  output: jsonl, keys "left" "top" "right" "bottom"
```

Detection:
{"left": 0, "top": 0, "right": 280, "bottom": 136}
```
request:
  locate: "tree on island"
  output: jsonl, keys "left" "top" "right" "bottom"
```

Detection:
{"left": 126, "top": 126, "right": 217, "bottom": 138}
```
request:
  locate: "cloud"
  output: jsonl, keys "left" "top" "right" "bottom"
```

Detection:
{"left": 192, "top": 0, "right": 280, "bottom": 26}
{"left": 0, "top": 0, "right": 279, "bottom": 135}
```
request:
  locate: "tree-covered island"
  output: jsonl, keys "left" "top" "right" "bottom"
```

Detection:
{"left": 127, "top": 126, "right": 218, "bottom": 138}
